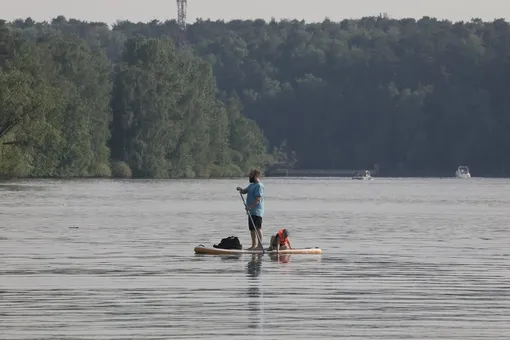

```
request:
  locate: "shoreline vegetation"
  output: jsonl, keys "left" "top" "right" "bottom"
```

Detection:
{"left": 1, "top": 15, "right": 510, "bottom": 179}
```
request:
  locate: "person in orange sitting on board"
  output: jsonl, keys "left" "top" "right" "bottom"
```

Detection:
{"left": 267, "top": 228, "right": 292, "bottom": 252}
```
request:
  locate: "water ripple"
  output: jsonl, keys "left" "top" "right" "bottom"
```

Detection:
{"left": 1, "top": 178, "right": 509, "bottom": 339}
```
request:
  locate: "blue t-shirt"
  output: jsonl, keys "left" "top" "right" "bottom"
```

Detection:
{"left": 246, "top": 181, "right": 264, "bottom": 217}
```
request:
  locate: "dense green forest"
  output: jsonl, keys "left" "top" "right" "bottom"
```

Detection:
{"left": 0, "top": 18, "right": 271, "bottom": 178}
{"left": 2, "top": 15, "right": 510, "bottom": 177}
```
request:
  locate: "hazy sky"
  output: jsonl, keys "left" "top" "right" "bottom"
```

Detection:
{"left": 3, "top": 0, "right": 510, "bottom": 25}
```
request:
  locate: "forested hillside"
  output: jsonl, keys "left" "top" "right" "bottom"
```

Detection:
{"left": 0, "top": 18, "right": 271, "bottom": 178}
{"left": 3, "top": 15, "right": 510, "bottom": 177}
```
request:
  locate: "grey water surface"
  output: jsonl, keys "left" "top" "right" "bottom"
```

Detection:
{"left": 1, "top": 177, "right": 509, "bottom": 339}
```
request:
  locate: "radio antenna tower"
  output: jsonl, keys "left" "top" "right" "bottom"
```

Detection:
{"left": 176, "top": 0, "right": 187, "bottom": 30}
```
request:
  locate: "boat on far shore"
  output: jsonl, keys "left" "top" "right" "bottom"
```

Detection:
{"left": 455, "top": 166, "right": 471, "bottom": 179}
{"left": 352, "top": 170, "right": 372, "bottom": 180}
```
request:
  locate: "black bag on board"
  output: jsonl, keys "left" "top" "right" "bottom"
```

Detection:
{"left": 213, "top": 236, "right": 243, "bottom": 250}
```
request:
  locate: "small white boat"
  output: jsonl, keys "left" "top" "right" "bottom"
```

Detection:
{"left": 352, "top": 170, "right": 372, "bottom": 180}
{"left": 455, "top": 166, "right": 471, "bottom": 178}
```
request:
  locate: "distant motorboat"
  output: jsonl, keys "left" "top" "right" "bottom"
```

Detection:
{"left": 352, "top": 170, "right": 372, "bottom": 180}
{"left": 455, "top": 166, "right": 471, "bottom": 178}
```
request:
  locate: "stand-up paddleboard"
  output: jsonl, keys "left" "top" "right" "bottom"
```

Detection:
{"left": 194, "top": 244, "right": 323, "bottom": 255}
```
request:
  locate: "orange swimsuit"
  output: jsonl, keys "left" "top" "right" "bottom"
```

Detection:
{"left": 277, "top": 229, "right": 288, "bottom": 246}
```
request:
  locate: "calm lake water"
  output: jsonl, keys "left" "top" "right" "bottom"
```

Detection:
{"left": 1, "top": 177, "right": 509, "bottom": 339}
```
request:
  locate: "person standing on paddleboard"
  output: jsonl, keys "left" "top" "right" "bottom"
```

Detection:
{"left": 237, "top": 169, "right": 264, "bottom": 250}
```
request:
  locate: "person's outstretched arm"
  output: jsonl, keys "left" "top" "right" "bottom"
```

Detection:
{"left": 236, "top": 186, "right": 248, "bottom": 194}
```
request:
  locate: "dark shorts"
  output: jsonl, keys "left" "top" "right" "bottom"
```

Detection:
{"left": 248, "top": 215, "right": 262, "bottom": 231}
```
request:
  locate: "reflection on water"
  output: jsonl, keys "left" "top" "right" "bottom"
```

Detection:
{"left": 247, "top": 255, "right": 263, "bottom": 278}
{"left": 0, "top": 183, "right": 46, "bottom": 192}
{"left": 269, "top": 254, "right": 292, "bottom": 264}
{"left": 1, "top": 178, "right": 510, "bottom": 339}
{"left": 246, "top": 255, "right": 264, "bottom": 332}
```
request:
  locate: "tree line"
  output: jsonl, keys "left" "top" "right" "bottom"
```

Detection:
{"left": 0, "top": 18, "right": 272, "bottom": 178}
{"left": 2, "top": 15, "right": 510, "bottom": 177}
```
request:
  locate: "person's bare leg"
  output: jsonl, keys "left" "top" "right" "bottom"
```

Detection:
{"left": 255, "top": 228, "right": 263, "bottom": 249}
{"left": 268, "top": 235, "right": 276, "bottom": 251}
{"left": 247, "top": 230, "right": 257, "bottom": 250}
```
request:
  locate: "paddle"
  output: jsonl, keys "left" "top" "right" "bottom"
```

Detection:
{"left": 239, "top": 191, "right": 265, "bottom": 253}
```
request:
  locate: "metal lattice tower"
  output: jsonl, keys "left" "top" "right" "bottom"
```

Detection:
{"left": 176, "top": 0, "right": 187, "bottom": 30}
